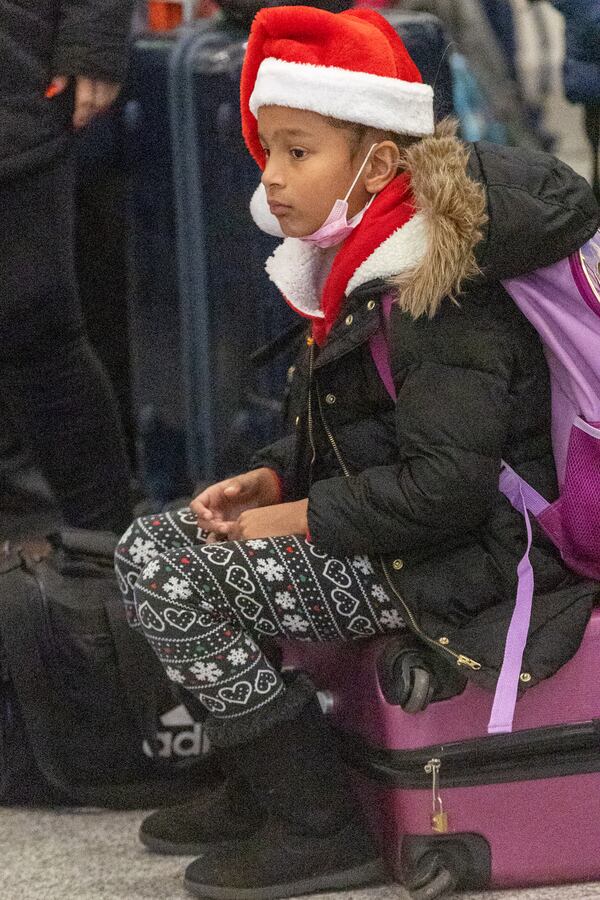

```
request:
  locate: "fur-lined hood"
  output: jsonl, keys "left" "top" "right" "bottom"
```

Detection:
{"left": 265, "top": 120, "right": 599, "bottom": 322}
{"left": 390, "top": 118, "right": 486, "bottom": 318}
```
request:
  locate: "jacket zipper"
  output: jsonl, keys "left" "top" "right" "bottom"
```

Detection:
{"left": 315, "top": 381, "right": 351, "bottom": 478}
{"left": 307, "top": 341, "right": 317, "bottom": 485}
{"left": 312, "top": 374, "right": 482, "bottom": 673}
{"left": 380, "top": 559, "right": 481, "bottom": 670}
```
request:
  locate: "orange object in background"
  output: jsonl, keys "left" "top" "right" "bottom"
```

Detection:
{"left": 147, "top": 0, "right": 217, "bottom": 31}
{"left": 148, "top": 1, "right": 183, "bottom": 31}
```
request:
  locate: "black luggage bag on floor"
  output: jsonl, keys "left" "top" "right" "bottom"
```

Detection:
{"left": 0, "top": 530, "right": 218, "bottom": 807}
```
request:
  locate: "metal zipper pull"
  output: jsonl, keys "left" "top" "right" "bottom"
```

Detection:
{"left": 456, "top": 654, "right": 482, "bottom": 671}
{"left": 424, "top": 758, "right": 448, "bottom": 833}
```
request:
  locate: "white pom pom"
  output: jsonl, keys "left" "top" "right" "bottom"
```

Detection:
{"left": 249, "top": 183, "right": 286, "bottom": 238}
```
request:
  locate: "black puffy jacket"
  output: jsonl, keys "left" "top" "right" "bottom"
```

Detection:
{"left": 0, "top": 0, "right": 133, "bottom": 180}
{"left": 252, "top": 130, "right": 600, "bottom": 693}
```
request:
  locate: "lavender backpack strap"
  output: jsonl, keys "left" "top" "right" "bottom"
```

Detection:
{"left": 487, "top": 464, "right": 536, "bottom": 733}
{"left": 490, "top": 465, "right": 553, "bottom": 733}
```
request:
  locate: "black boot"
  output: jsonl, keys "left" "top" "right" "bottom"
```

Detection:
{"left": 140, "top": 774, "right": 266, "bottom": 854}
{"left": 184, "top": 675, "right": 386, "bottom": 899}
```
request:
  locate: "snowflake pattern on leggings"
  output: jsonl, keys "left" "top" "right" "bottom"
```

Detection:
{"left": 115, "top": 507, "right": 405, "bottom": 719}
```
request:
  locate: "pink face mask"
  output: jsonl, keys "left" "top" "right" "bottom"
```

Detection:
{"left": 300, "top": 143, "right": 377, "bottom": 249}
{"left": 249, "top": 144, "right": 377, "bottom": 246}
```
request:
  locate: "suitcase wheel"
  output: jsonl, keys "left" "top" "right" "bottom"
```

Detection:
{"left": 377, "top": 645, "right": 435, "bottom": 712}
{"left": 404, "top": 850, "right": 457, "bottom": 900}
{"left": 401, "top": 661, "right": 433, "bottom": 713}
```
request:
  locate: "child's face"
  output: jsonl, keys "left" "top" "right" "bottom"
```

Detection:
{"left": 257, "top": 106, "right": 373, "bottom": 238}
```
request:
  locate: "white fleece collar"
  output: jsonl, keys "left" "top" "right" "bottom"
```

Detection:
{"left": 264, "top": 240, "right": 331, "bottom": 319}
{"left": 265, "top": 212, "right": 429, "bottom": 317}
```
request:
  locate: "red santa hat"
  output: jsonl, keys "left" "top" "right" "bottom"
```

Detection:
{"left": 241, "top": 6, "right": 434, "bottom": 169}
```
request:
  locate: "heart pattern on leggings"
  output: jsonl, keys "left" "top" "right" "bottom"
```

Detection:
{"left": 177, "top": 509, "right": 199, "bottom": 525}
{"left": 254, "top": 670, "right": 278, "bottom": 694}
{"left": 256, "top": 619, "right": 277, "bottom": 635}
{"left": 116, "top": 569, "right": 128, "bottom": 595}
{"left": 348, "top": 615, "right": 376, "bottom": 636}
{"left": 234, "top": 595, "right": 262, "bottom": 621}
{"left": 331, "top": 589, "right": 359, "bottom": 618}
{"left": 127, "top": 570, "right": 140, "bottom": 591}
{"left": 225, "top": 565, "right": 255, "bottom": 595}
{"left": 308, "top": 544, "right": 328, "bottom": 559}
{"left": 164, "top": 608, "right": 196, "bottom": 632}
{"left": 323, "top": 559, "right": 352, "bottom": 589}
{"left": 138, "top": 602, "right": 165, "bottom": 633}
{"left": 198, "top": 693, "right": 226, "bottom": 713}
{"left": 200, "top": 544, "right": 234, "bottom": 566}
{"left": 219, "top": 681, "right": 252, "bottom": 705}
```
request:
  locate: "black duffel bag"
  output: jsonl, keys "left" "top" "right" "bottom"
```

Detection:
{"left": 0, "top": 529, "right": 219, "bottom": 807}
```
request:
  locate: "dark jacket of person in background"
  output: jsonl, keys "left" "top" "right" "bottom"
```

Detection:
{"left": 550, "top": 0, "right": 600, "bottom": 105}
{"left": 0, "top": 0, "right": 135, "bottom": 535}
{"left": 548, "top": 0, "right": 600, "bottom": 199}
{"left": 0, "top": 0, "right": 133, "bottom": 181}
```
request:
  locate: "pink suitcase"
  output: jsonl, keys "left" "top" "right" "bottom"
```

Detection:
{"left": 281, "top": 606, "right": 600, "bottom": 899}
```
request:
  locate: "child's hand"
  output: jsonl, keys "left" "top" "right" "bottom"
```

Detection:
{"left": 226, "top": 500, "right": 309, "bottom": 541}
{"left": 191, "top": 468, "right": 281, "bottom": 535}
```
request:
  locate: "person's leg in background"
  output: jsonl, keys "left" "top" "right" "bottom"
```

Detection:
{"left": 583, "top": 104, "right": 600, "bottom": 202}
{"left": 0, "top": 156, "right": 132, "bottom": 533}
{"left": 480, "top": 0, "right": 556, "bottom": 152}
{"left": 75, "top": 105, "right": 137, "bottom": 469}
{"left": 116, "top": 511, "right": 402, "bottom": 895}
{"left": 479, "top": 0, "right": 518, "bottom": 80}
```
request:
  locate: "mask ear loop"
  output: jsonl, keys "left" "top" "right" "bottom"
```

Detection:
{"left": 360, "top": 192, "right": 377, "bottom": 217}
{"left": 342, "top": 143, "right": 379, "bottom": 204}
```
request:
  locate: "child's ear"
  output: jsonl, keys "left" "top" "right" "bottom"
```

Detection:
{"left": 364, "top": 141, "right": 401, "bottom": 194}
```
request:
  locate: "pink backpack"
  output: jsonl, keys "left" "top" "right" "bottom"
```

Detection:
{"left": 370, "top": 230, "right": 600, "bottom": 733}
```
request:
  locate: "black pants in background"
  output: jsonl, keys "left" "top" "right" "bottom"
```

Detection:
{"left": 0, "top": 156, "right": 132, "bottom": 532}
{"left": 584, "top": 104, "right": 600, "bottom": 203}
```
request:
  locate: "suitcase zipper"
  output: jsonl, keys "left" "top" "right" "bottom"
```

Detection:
{"left": 312, "top": 372, "right": 482, "bottom": 673}
{"left": 342, "top": 720, "right": 600, "bottom": 788}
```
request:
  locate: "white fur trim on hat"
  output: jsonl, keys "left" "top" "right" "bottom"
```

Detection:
{"left": 249, "top": 57, "right": 434, "bottom": 137}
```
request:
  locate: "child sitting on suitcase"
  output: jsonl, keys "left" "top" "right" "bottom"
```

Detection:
{"left": 115, "top": 7, "right": 599, "bottom": 899}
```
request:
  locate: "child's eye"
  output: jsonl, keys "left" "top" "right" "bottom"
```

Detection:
{"left": 290, "top": 148, "right": 307, "bottom": 160}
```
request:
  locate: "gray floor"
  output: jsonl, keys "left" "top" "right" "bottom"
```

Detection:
{"left": 3, "top": 805, "right": 600, "bottom": 900}
{"left": 2, "top": 4, "right": 599, "bottom": 899}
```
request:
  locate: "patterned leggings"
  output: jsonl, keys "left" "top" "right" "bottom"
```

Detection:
{"left": 115, "top": 508, "right": 405, "bottom": 721}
